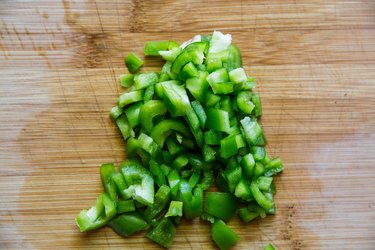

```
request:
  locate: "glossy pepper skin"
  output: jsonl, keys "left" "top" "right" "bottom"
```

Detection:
{"left": 211, "top": 219, "right": 240, "bottom": 250}
{"left": 75, "top": 193, "right": 116, "bottom": 232}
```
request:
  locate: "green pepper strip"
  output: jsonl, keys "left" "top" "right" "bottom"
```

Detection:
{"left": 250, "top": 182, "right": 274, "bottom": 211}
{"left": 109, "top": 212, "right": 149, "bottom": 237}
{"left": 134, "top": 72, "right": 159, "bottom": 90}
{"left": 143, "top": 185, "right": 171, "bottom": 222}
{"left": 118, "top": 90, "right": 143, "bottom": 108}
{"left": 124, "top": 102, "right": 142, "bottom": 128}
{"left": 149, "top": 159, "right": 167, "bottom": 187}
{"left": 150, "top": 119, "right": 192, "bottom": 147}
{"left": 241, "top": 153, "right": 255, "bottom": 178}
{"left": 100, "top": 163, "right": 117, "bottom": 201}
{"left": 75, "top": 192, "right": 116, "bottom": 232}
{"left": 240, "top": 116, "right": 263, "bottom": 146}
{"left": 238, "top": 207, "right": 258, "bottom": 223}
{"left": 119, "top": 159, "right": 154, "bottom": 206}
{"left": 205, "top": 192, "right": 238, "bottom": 221}
{"left": 139, "top": 100, "right": 167, "bottom": 133}
{"left": 211, "top": 219, "right": 240, "bottom": 250}
{"left": 146, "top": 218, "right": 177, "bottom": 248}
{"left": 225, "top": 44, "right": 242, "bottom": 72}
{"left": 264, "top": 157, "right": 284, "bottom": 177}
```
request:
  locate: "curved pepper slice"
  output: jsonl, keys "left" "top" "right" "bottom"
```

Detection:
{"left": 158, "top": 80, "right": 190, "bottom": 116}
{"left": 179, "top": 181, "right": 203, "bottom": 220}
{"left": 150, "top": 119, "right": 192, "bottom": 147}
{"left": 109, "top": 212, "right": 149, "bottom": 237}
{"left": 139, "top": 100, "right": 167, "bottom": 133}
{"left": 75, "top": 192, "right": 116, "bottom": 232}
{"left": 119, "top": 159, "right": 154, "bottom": 206}
{"left": 171, "top": 42, "right": 207, "bottom": 75}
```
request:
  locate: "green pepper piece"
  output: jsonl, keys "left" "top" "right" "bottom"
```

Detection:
{"left": 110, "top": 105, "right": 122, "bottom": 120}
{"left": 250, "top": 146, "right": 266, "bottom": 162}
{"left": 256, "top": 176, "right": 273, "bottom": 191}
{"left": 124, "top": 102, "right": 142, "bottom": 128}
{"left": 143, "top": 84, "right": 155, "bottom": 102}
{"left": 207, "top": 68, "right": 229, "bottom": 87}
{"left": 179, "top": 181, "right": 203, "bottom": 220}
{"left": 165, "top": 201, "right": 183, "bottom": 217}
{"left": 202, "top": 144, "right": 217, "bottom": 163}
{"left": 134, "top": 72, "right": 159, "bottom": 90}
{"left": 205, "top": 89, "right": 221, "bottom": 107}
{"left": 139, "top": 100, "right": 167, "bottom": 133}
{"left": 241, "top": 153, "right": 255, "bottom": 178}
{"left": 149, "top": 159, "right": 167, "bottom": 187}
{"left": 111, "top": 171, "right": 131, "bottom": 200}
{"left": 236, "top": 91, "right": 255, "bottom": 115}
{"left": 109, "top": 212, "right": 148, "bottom": 237}
{"left": 211, "top": 219, "right": 240, "bottom": 250}
{"left": 234, "top": 178, "right": 253, "bottom": 201}
{"left": 210, "top": 82, "right": 234, "bottom": 94}
{"left": 223, "top": 166, "right": 242, "bottom": 193}
{"left": 159, "top": 47, "right": 182, "bottom": 62}
{"left": 204, "top": 129, "right": 222, "bottom": 145}
{"left": 146, "top": 218, "right": 177, "bottom": 248}
{"left": 220, "top": 134, "right": 246, "bottom": 159}
{"left": 240, "top": 116, "right": 263, "bottom": 146}
{"left": 144, "top": 40, "right": 178, "bottom": 56}
{"left": 143, "top": 185, "right": 171, "bottom": 222}
{"left": 229, "top": 67, "right": 247, "bottom": 84}
{"left": 158, "top": 80, "right": 190, "bottom": 116}
{"left": 179, "top": 62, "right": 199, "bottom": 80}
{"left": 115, "top": 114, "right": 134, "bottom": 140}
{"left": 171, "top": 42, "right": 207, "bottom": 75}
{"left": 117, "top": 200, "right": 136, "bottom": 214}
{"left": 251, "top": 94, "right": 262, "bottom": 117}
{"left": 205, "top": 107, "right": 230, "bottom": 133}
{"left": 171, "top": 155, "right": 188, "bottom": 170}
{"left": 119, "top": 74, "right": 134, "bottom": 88}
{"left": 186, "top": 71, "right": 209, "bottom": 101}
{"left": 118, "top": 90, "right": 143, "bottom": 108}
{"left": 100, "top": 163, "right": 117, "bottom": 201}
{"left": 75, "top": 192, "right": 116, "bottom": 232}
{"left": 205, "top": 192, "right": 238, "bottom": 221}
{"left": 150, "top": 119, "right": 192, "bottom": 147}
{"left": 119, "top": 159, "right": 154, "bottom": 206}
{"left": 188, "top": 171, "right": 201, "bottom": 189}
{"left": 125, "top": 53, "right": 143, "bottom": 73}
{"left": 264, "top": 157, "right": 284, "bottom": 176}
{"left": 250, "top": 182, "right": 274, "bottom": 211}
{"left": 225, "top": 44, "right": 242, "bottom": 72}
{"left": 206, "top": 52, "right": 223, "bottom": 72}
{"left": 238, "top": 207, "right": 259, "bottom": 223}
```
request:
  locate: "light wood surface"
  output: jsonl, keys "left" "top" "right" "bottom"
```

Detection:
{"left": 1, "top": 0, "right": 375, "bottom": 249}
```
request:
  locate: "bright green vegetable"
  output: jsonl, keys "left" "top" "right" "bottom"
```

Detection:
{"left": 109, "top": 212, "right": 148, "bottom": 237}
{"left": 211, "top": 219, "right": 240, "bottom": 250}
{"left": 205, "top": 192, "right": 238, "bottom": 221}
{"left": 125, "top": 53, "right": 143, "bottom": 73}
{"left": 77, "top": 31, "right": 285, "bottom": 249}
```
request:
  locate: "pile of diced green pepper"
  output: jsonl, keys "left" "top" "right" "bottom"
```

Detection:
{"left": 76, "top": 31, "right": 283, "bottom": 250}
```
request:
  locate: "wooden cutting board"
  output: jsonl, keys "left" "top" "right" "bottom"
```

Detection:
{"left": 1, "top": 0, "right": 374, "bottom": 249}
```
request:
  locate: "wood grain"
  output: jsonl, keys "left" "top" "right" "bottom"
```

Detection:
{"left": 1, "top": 0, "right": 374, "bottom": 249}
